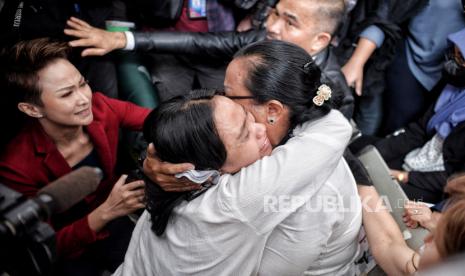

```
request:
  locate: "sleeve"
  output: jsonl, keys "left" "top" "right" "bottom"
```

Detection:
{"left": 344, "top": 149, "right": 373, "bottom": 186}
{"left": 375, "top": 104, "right": 435, "bottom": 162}
{"left": 123, "top": 31, "right": 135, "bottom": 50}
{"left": 133, "top": 30, "right": 265, "bottom": 59}
{"left": 95, "top": 92, "right": 151, "bottom": 131}
{"left": 408, "top": 171, "right": 448, "bottom": 194}
{"left": 359, "top": 25, "right": 385, "bottom": 48}
{"left": 55, "top": 215, "right": 109, "bottom": 258}
{"left": 0, "top": 163, "right": 44, "bottom": 198}
{"left": 0, "top": 164, "right": 109, "bottom": 258}
{"left": 217, "top": 111, "right": 352, "bottom": 234}
{"left": 431, "top": 200, "right": 446, "bottom": 212}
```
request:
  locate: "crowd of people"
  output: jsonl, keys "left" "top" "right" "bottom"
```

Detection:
{"left": 0, "top": 0, "right": 465, "bottom": 275}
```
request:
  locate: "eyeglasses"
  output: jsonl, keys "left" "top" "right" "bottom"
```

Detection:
{"left": 215, "top": 89, "right": 255, "bottom": 100}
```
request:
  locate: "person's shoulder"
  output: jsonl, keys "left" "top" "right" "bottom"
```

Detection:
{"left": 292, "top": 110, "right": 352, "bottom": 143}
{"left": 0, "top": 128, "right": 39, "bottom": 174}
{"left": 301, "top": 110, "right": 349, "bottom": 130}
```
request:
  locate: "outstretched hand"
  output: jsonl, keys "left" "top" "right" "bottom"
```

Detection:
{"left": 403, "top": 201, "right": 435, "bottom": 230}
{"left": 341, "top": 60, "right": 364, "bottom": 96}
{"left": 143, "top": 143, "right": 201, "bottom": 192}
{"left": 64, "top": 17, "right": 126, "bottom": 57}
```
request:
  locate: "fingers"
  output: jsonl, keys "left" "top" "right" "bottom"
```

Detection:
{"left": 122, "top": 186, "right": 146, "bottom": 210}
{"left": 124, "top": 187, "right": 145, "bottom": 200}
{"left": 355, "top": 77, "right": 363, "bottom": 96}
{"left": 162, "top": 183, "right": 202, "bottom": 192}
{"left": 125, "top": 180, "right": 145, "bottom": 191}
{"left": 160, "top": 162, "right": 195, "bottom": 174}
{"left": 67, "top": 38, "right": 93, "bottom": 48}
{"left": 66, "top": 18, "right": 88, "bottom": 31}
{"left": 64, "top": 28, "right": 88, "bottom": 39}
{"left": 114, "top": 174, "right": 128, "bottom": 188}
{"left": 82, "top": 48, "right": 107, "bottom": 57}
{"left": 145, "top": 144, "right": 194, "bottom": 174}
{"left": 69, "top": 16, "right": 91, "bottom": 28}
{"left": 146, "top": 143, "right": 157, "bottom": 157}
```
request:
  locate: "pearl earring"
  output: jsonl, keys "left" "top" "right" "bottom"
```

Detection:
{"left": 268, "top": 117, "right": 275, "bottom": 125}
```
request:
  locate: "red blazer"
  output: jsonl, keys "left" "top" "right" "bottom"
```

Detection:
{"left": 0, "top": 93, "right": 150, "bottom": 258}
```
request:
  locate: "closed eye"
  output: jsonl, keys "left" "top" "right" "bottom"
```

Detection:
{"left": 61, "top": 91, "right": 73, "bottom": 98}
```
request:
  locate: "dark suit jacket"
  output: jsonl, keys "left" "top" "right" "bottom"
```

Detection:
{"left": 0, "top": 93, "right": 150, "bottom": 258}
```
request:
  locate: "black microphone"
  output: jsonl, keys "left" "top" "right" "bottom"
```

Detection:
{"left": 0, "top": 166, "right": 102, "bottom": 237}
{"left": 37, "top": 166, "right": 103, "bottom": 214}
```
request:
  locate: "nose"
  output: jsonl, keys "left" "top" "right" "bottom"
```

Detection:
{"left": 266, "top": 16, "right": 281, "bottom": 37}
{"left": 76, "top": 90, "right": 90, "bottom": 105}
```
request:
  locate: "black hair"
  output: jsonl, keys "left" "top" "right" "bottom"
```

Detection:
{"left": 0, "top": 38, "right": 71, "bottom": 149}
{"left": 142, "top": 89, "right": 227, "bottom": 236}
{"left": 234, "top": 40, "right": 334, "bottom": 132}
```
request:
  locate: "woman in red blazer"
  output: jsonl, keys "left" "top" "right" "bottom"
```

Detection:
{"left": 0, "top": 38, "right": 151, "bottom": 274}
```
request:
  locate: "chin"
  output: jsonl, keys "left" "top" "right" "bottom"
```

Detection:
{"left": 78, "top": 114, "right": 94, "bottom": 126}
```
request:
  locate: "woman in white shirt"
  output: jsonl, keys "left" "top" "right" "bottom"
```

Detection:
{"left": 115, "top": 40, "right": 361, "bottom": 275}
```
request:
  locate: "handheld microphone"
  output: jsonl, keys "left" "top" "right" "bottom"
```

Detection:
{"left": 0, "top": 166, "right": 102, "bottom": 237}
{"left": 37, "top": 166, "right": 103, "bottom": 214}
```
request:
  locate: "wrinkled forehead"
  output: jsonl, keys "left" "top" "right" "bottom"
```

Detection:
{"left": 38, "top": 59, "right": 82, "bottom": 89}
{"left": 224, "top": 56, "right": 260, "bottom": 95}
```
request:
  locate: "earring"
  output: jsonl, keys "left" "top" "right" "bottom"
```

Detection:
{"left": 36, "top": 114, "right": 44, "bottom": 118}
{"left": 268, "top": 117, "right": 276, "bottom": 125}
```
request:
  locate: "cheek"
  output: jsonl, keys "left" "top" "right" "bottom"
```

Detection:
{"left": 265, "top": 126, "right": 279, "bottom": 146}
{"left": 84, "top": 87, "right": 93, "bottom": 99}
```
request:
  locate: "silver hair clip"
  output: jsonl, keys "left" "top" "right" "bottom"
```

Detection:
{"left": 312, "top": 84, "right": 332, "bottom": 106}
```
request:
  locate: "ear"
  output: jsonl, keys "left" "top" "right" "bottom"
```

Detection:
{"left": 265, "top": 100, "right": 286, "bottom": 122}
{"left": 17, "top": 102, "right": 44, "bottom": 118}
{"left": 309, "top": 32, "right": 332, "bottom": 55}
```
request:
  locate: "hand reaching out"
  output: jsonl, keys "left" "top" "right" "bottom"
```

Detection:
{"left": 403, "top": 201, "right": 436, "bottom": 231}
{"left": 341, "top": 60, "right": 364, "bottom": 96}
{"left": 64, "top": 17, "right": 126, "bottom": 56}
{"left": 341, "top": 37, "right": 377, "bottom": 96}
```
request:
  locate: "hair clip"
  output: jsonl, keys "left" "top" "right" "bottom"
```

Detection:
{"left": 312, "top": 84, "right": 332, "bottom": 106}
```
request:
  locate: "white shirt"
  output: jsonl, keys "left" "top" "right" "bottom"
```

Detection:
{"left": 113, "top": 110, "right": 359, "bottom": 276}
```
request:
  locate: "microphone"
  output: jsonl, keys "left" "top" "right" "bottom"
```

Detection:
{"left": 0, "top": 166, "right": 102, "bottom": 237}
{"left": 37, "top": 166, "right": 103, "bottom": 214}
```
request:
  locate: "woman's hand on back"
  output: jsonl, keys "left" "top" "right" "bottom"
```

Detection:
{"left": 143, "top": 143, "right": 201, "bottom": 192}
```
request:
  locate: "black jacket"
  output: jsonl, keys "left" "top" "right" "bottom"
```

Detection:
{"left": 375, "top": 80, "right": 465, "bottom": 191}
{"left": 133, "top": 30, "right": 354, "bottom": 118}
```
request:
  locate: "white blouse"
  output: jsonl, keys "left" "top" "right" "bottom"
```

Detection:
{"left": 113, "top": 110, "right": 360, "bottom": 276}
